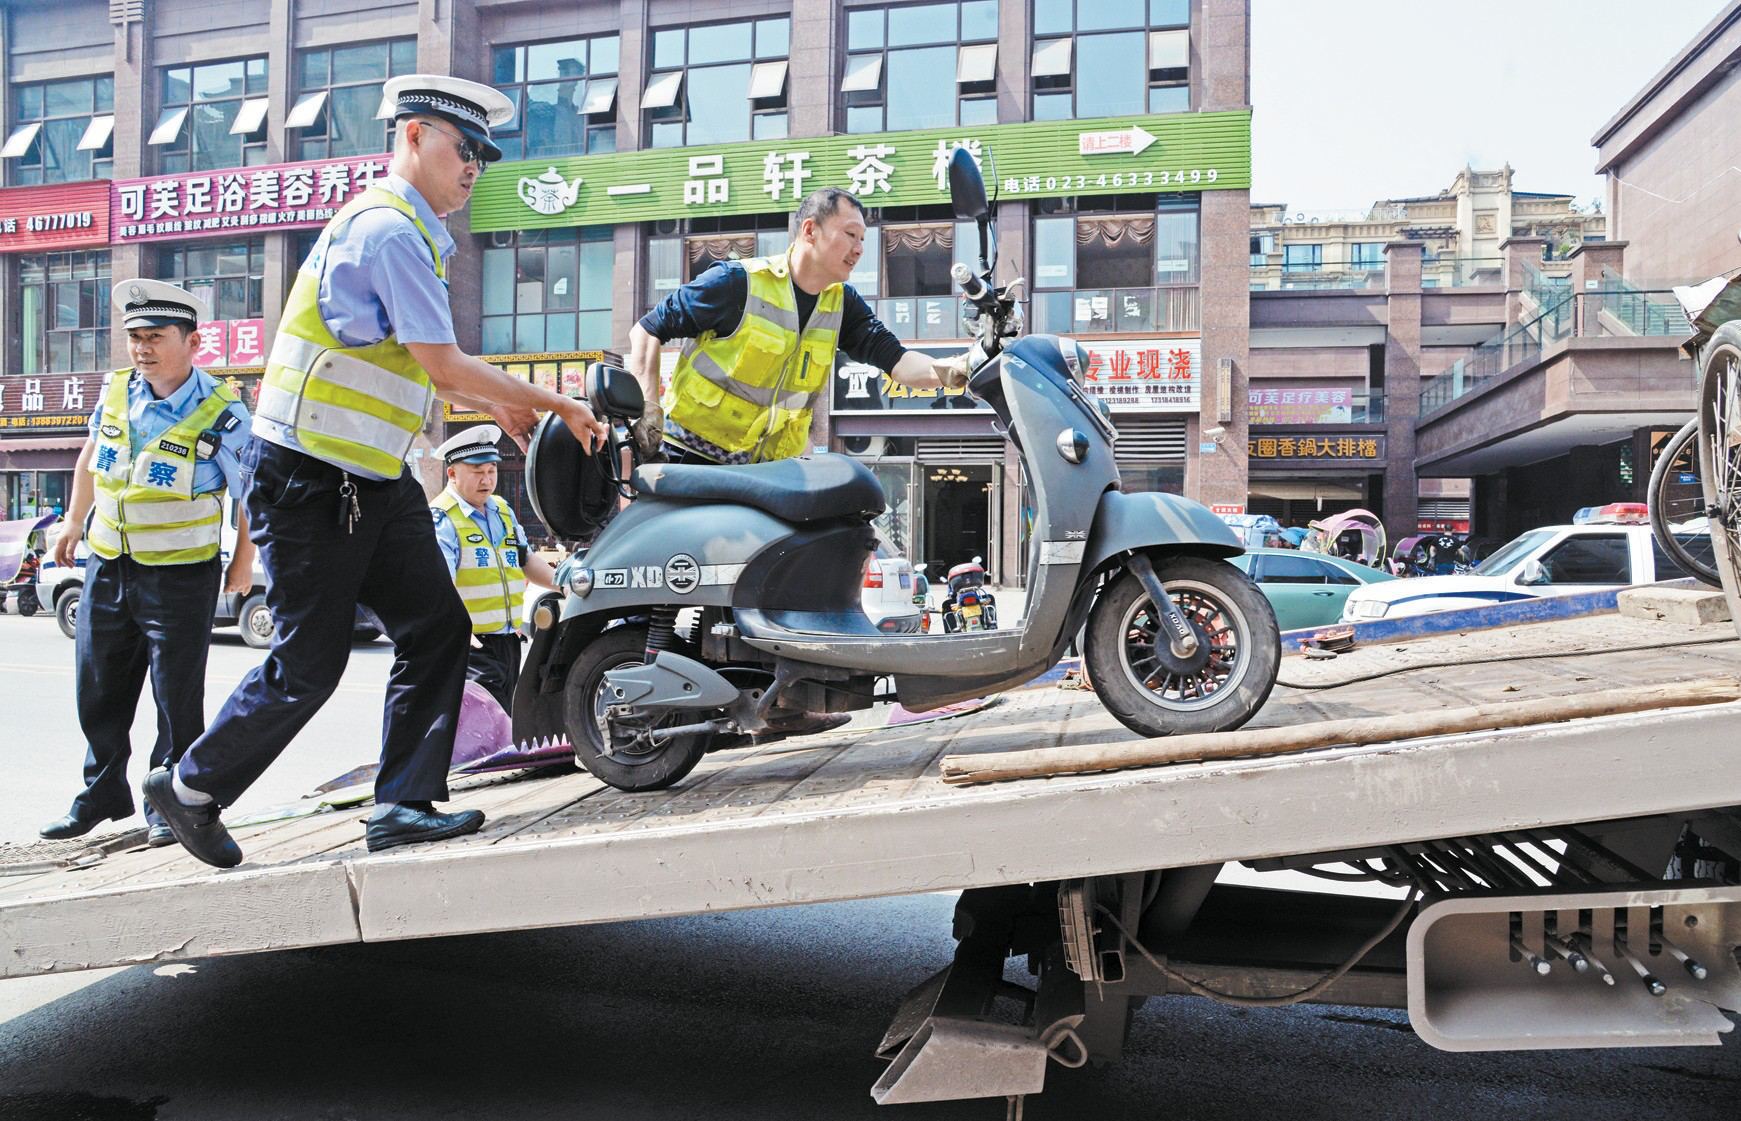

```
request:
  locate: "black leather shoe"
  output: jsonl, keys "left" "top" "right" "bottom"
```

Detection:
{"left": 365, "top": 803, "right": 485, "bottom": 852}
{"left": 39, "top": 805, "right": 130, "bottom": 840}
{"left": 146, "top": 824, "right": 176, "bottom": 848}
{"left": 143, "top": 769, "right": 242, "bottom": 869}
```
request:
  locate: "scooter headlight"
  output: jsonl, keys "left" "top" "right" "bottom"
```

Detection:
{"left": 567, "top": 567, "right": 595, "bottom": 597}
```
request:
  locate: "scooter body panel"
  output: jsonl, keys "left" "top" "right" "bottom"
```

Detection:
{"left": 1082, "top": 489, "right": 1242, "bottom": 574}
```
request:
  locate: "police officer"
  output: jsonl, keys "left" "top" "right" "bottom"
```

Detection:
{"left": 626, "top": 186, "right": 971, "bottom": 465}
{"left": 145, "top": 75, "right": 607, "bottom": 868}
{"left": 40, "top": 280, "right": 253, "bottom": 846}
{"left": 431, "top": 424, "right": 557, "bottom": 712}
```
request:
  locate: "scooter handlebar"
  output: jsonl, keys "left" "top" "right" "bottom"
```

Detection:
{"left": 951, "top": 262, "right": 996, "bottom": 310}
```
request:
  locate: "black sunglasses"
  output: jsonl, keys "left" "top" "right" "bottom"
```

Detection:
{"left": 418, "top": 120, "right": 487, "bottom": 168}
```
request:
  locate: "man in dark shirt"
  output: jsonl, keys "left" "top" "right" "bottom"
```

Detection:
{"left": 627, "top": 186, "right": 969, "bottom": 464}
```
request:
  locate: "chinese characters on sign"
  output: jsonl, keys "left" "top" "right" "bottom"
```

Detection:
{"left": 471, "top": 111, "right": 1252, "bottom": 231}
{"left": 1247, "top": 435, "right": 1384, "bottom": 460}
{"left": 111, "top": 154, "right": 389, "bottom": 243}
{"left": 831, "top": 340, "right": 1201, "bottom": 414}
{"left": 0, "top": 182, "right": 112, "bottom": 253}
{"left": 1, "top": 373, "right": 106, "bottom": 431}
{"left": 1247, "top": 386, "right": 1356, "bottom": 424}
{"left": 189, "top": 320, "right": 267, "bottom": 368}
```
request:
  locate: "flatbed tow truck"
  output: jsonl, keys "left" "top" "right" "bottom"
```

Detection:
{"left": 4, "top": 609, "right": 1740, "bottom": 1109}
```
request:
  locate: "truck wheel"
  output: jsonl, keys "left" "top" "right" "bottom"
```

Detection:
{"left": 1085, "top": 556, "right": 1279, "bottom": 738}
{"left": 55, "top": 587, "right": 81, "bottom": 639}
{"left": 564, "top": 625, "right": 710, "bottom": 792}
{"left": 239, "top": 593, "right": 276, "bottom": 649}
{"left": 17, "top": 588, "right": 38, "bottom": 616}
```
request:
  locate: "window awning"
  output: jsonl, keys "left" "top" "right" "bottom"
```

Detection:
{"left": 1031, "top": 39, "right": 1072, "bottom": 77}
{"left": 1150, "top": 29, "right": 1189, "bottom": 70}
{"left": 147, "top": 106, "right": 189, "bottom": 146}
{"left": 580, "top": 78, "right": 618, "bottom": 115}
{"left": 76, "top": 115, "right": 115, "bottom": 151}
{"left": 640, "top": 70, "right": 684, "bottom": 109}
{"left": 1, "top": 121, "right": 42, "bottom": 159}
{"left": 957, "top": 43, "right": 997, "bottom": 84}
{"left": 285, "top": 90, "right": 329, "bottom": 129}
{"left": 748, "top": 60, "right": 787, "bottom": 100}
{"left": 230, "top": 97, "right": 269, "bottom": 135}
{"left": 840, "top": 54, "right": 883, "bottom": 93}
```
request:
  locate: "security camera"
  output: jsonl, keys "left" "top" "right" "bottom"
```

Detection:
{"left": 1202, "top": 426, "right": 1226, "bottom": 440}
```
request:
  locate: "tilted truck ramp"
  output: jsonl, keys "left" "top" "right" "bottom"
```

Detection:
{"left": 3, "top": 612, "right": 1738, "bottom": 981}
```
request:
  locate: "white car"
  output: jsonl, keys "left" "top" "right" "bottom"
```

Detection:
{"left": 862, "top": 535, "right": 922, "bottom": 634}
{"left": 1340, "top": 520, "right": 1713, "bottom": 622}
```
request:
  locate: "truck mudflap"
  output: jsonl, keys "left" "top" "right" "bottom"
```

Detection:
{"left": 1408, "top": 883, "right": 1741, "bottom": 1051}
{"left": 509, "top": 593, "right": 572, "bottom": 751}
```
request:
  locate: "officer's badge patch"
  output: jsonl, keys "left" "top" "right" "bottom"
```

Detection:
{"left": 465, "top": 533, "right": 485, "bottom": 543}
{"left": 100, "top": 424, "right": 122, "bottom": 438}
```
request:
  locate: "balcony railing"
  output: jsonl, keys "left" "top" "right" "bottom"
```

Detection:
{"left": 1249, "top": 389, "right": 1385, "bottom": 425}
{"left": 1419, "top": 289, "right": 1691, "bottom": 414}
{"left": 1248, "top": 263, "right": 1384, "bottom": 291}
{"left": 1421, "top": 256, "right": 1504, "bottom": 288}
{"left": 1030, "top": 286, "right": 1201, "bottom": 335}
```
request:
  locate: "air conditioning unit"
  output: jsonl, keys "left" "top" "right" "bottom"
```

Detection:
{"left": 842, "top": 435, "right": 888, "bottom": 457}
{"left": 488, "top": 231, "right": 514, "bottom": 249}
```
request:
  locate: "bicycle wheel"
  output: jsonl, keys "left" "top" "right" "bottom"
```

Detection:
{"left": 1647, "top": 416, "right": 1721, "bottom": 587}
{"left": 1696, "top": 321, "right": 1741, "bottom": 636}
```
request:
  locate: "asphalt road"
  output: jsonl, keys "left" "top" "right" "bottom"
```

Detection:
{"left": 2, "top": 612, "right": 1739, "bottom": 1119}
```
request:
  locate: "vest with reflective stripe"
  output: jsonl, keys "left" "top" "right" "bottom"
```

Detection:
{"left": 664, "top": 250, "right": 845, "bottom": 463}
{"left": 87, "top": 370, "right": 235, "bottom": 566}
{"left": 434, "top": 489, "right": 528, "bottom": 634}
{"left": 256, "top": 187, "right": 443, "bottom": 481}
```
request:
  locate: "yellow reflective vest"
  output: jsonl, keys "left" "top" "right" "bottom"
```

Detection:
{"left": 434, "top": 489, "right": 528, "bottom": 634}
{"left": 256, "top": 187, "right": 443, "bottom": 481}
{"left": 87, "top": 370, "right": 236, "bottom": 566}
{"left": 664, "top": 250, "right": 844, "bottom": 463}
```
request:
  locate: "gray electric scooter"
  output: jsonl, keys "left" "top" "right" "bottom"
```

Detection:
{"left": 512, "top": 147, "right": 1280, "bottom": 792}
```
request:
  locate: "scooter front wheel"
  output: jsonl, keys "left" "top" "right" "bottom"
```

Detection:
{"left": 1085, "top": 556, "right": 1280, "bottom": 737}
{"left": 564, "top": 624, "right": 710, "bottom": 792}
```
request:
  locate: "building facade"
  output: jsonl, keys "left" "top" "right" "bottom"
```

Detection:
{"left": 1245, "top": 166, "right": 1609, "bottom": 537}
{"left": 0, "top": 0, "right": 1256, "bottom": 584}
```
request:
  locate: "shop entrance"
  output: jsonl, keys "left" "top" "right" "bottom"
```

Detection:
{"left": 921, "top": 462, "right": 994, "bottom": 578}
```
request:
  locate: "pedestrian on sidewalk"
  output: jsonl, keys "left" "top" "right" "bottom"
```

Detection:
{"left": 430, "top": 423, "right": 558, "bottom": 713}
{"left": 41, "top": 280, "right": 254, "bottom": 847}
{"left": 145, "top": 75, "right": 607, "bottom": 868}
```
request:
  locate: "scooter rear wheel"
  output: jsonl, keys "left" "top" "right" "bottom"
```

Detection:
{"left": 1085, "top": 556, "right": 1280, "bottom": 737}
{"left": 564, "top": 624, "right": 710, "bottom": 792}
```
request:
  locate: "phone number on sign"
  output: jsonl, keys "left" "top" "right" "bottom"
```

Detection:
{"left": 1001, "top": 169, "right": 1221, "bottom": 194}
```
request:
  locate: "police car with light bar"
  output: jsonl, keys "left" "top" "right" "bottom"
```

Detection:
{"left": 1339, "top": 504, "right": 1714, "bottom": 622}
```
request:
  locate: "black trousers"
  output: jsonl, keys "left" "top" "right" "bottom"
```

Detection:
{"left": 467, "top": 632, "right": 523, "bottom": 714}
{"left": 178, "top": 437, "right": 471, "bottom": 806}
{"left": 72, "top": 553, "right": 220, "bottom": 826}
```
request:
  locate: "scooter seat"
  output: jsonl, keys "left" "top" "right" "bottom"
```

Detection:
{"left": 632, "top": 454, "right": 887, "bottom": 522}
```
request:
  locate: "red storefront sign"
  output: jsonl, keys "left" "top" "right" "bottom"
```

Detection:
{"left": 111, "top": 153, "right": 389, "bottom": 243}
{"left": 0, "top": 182, "right": 111, "bottom": 253}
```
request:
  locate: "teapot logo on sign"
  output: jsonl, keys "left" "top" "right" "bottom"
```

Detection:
{"left": 517, "top": 168, "right": 583, "bottom": 216}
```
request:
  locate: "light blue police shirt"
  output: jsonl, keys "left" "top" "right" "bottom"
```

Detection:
{"left": 433, "top": 492, "right": 527, "bottom": 635}
{"left": 255, "top": 174, "right": 458, "bottom": 455}
{"left": 85, "top": 367, "right": 252, "bottom": 497}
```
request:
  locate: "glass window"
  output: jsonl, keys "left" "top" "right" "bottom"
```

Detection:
{"left": 491, "top": 36, "right": 620, "bottom": 162}
{"left": 159, "top": 239, "right": 265, "bottom": 321}
{"left": 482, "top": 229, "right": 616, "bottom": 354}
{"left": 155, "top": 56, "right": 269, "bottom": 173}
{"left": 842, "top": 3, "right": 1001, "bottom": 132}
{"left": 645, "top": 20, "right": 787, "bottom": 148}
{"left": 1031, "top": 202, "right": 1198, "bottom": 334}
{"left": 1030, "top": 0, "right": 1191, "bottom": 119}
{"left": 1257, "top": 554, "right": 1331, "bottom": 584}
{"left": 1539, "top": 535, "right": 1631, "bottom": 584}
{"left": 882, "top": 223, "right": 955, "bottom": 297}
{"left": 292, "top": 39, "right": 416, "bottom": 160}
{"left": 1283, "top": 244, "right": 1322, "bottom": 273}
{"left": 1351, "top": 242, "right": 1386, "bottom": 270}
{"left": 16, "top": 250, "right": 109, "bottom": 376}
{"left": 6, "top": 76, "right": 112, "bottom": 185}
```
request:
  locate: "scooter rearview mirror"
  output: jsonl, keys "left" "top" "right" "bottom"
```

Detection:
{"left": 948, "top": 145, "right": 988, "bottom": 222}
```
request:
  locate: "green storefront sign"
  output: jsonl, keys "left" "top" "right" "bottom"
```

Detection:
{"left": 471, "top": 111, "right": 1250, "bottom": 232}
